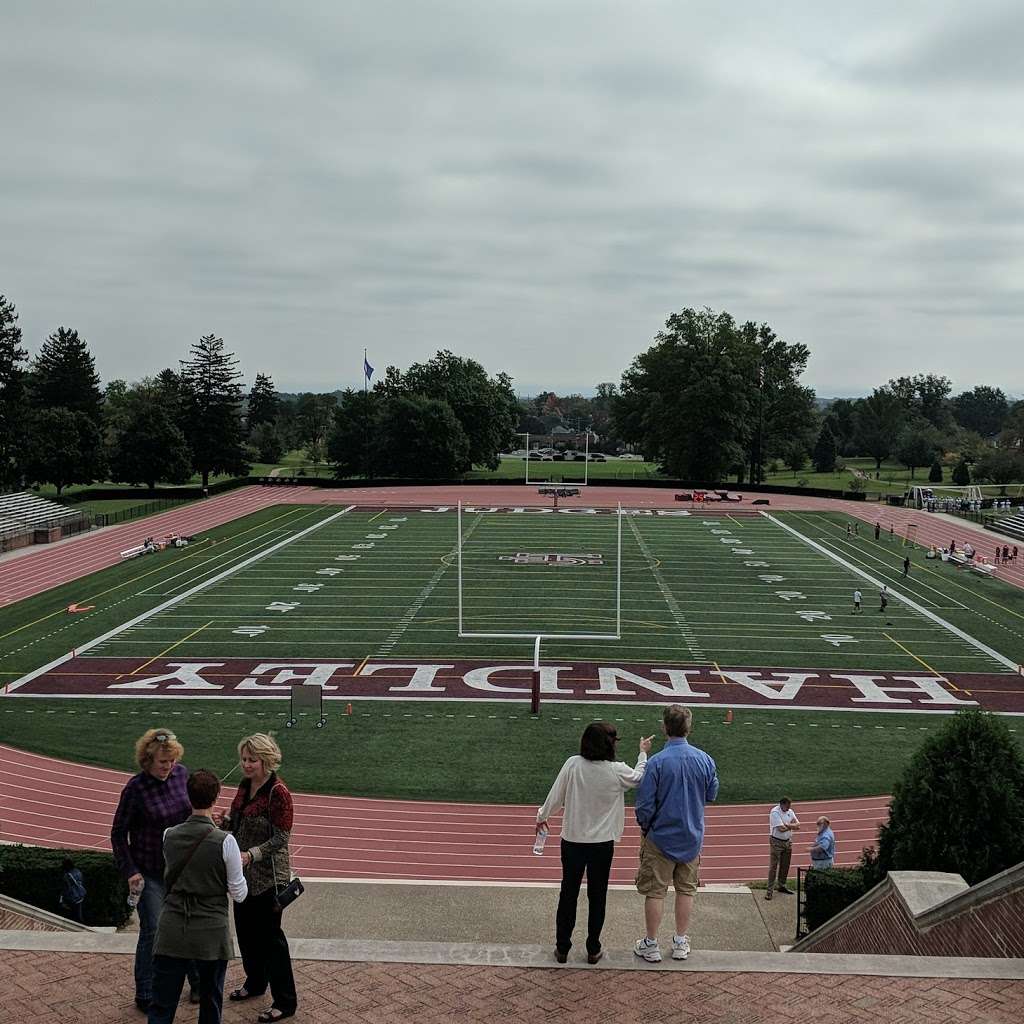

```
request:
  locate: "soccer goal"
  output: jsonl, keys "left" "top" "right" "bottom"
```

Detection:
{"left": 455, "top": 501, "right": 622, "bottom": 712}
{"left": 518, "top": 431, "right": 594, "bottom": 486}
{"left": 906, "top": 484, "right": 983, "bottom": 509}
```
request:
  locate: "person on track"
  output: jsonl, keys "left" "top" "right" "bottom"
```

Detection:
{"left": 536, "top": 723, "right": 652, "bottom": 964}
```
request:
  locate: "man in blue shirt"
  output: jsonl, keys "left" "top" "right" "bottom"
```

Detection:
{"left": 633, "top": 704, "right": 719, "bottom": 962}
{"left": 809, "top": 815, "right": 836, "bottom": 870}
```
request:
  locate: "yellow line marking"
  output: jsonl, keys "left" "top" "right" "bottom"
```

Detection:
{"left": 127, "top": 620, "right": 216, "bottom": 677}
{"left": 712, "top": 660, "right": 730, "bottom": 689}
{"left": 353, "top": 655, "right": 370, "bottom": 677}
{"left": 882, "top": 632, "right": 958, "bottom": 691}
{"left": 726, "top": 515, "right": 744, "bottom": 528}
{"left": 368, "top": 509, "right": 387, "bottom": 523}
{"left": 0, "top": 506, "right": 318, "bottom": 643}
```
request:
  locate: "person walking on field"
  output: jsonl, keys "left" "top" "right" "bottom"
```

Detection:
{"left": 852, "top": 589, "right": 862, "bottom": 614}
{"left": 903, "top": 555, "right": 910, "bottom": 577}
{"left": 879, "top": 587, "right": 889, "bottom": 614}
{"left": 765, "top": 797, "right": 800, "bottom": 899}
{"left": 633, "top": 705, "right": 719, "bottom": 963}
{"left": 875, "top": 522, "right": 880, "bottom": 541}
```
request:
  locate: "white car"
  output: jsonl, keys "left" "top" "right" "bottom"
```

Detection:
{"left": 617, "top": 453, "right": 644, "bottom": 461}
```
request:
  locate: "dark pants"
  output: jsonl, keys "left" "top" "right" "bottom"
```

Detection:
{"left": 555, "top": 839, "right": 615, "bottom": 955}
{"left": 136, "top": 873, "right": 200, "bottom": 1002}
{"left": 234, "top": 887, "right": 297, "bottom": 1013}
{"left": 148, "top": 955, "right": 225, "bottom": 1024}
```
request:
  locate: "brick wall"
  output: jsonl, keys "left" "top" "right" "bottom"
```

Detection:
{"left": 0, "top": 907, "right": 68, "bottom": 931}
{"left": 795, "top": 863, "right": 1024, "bottom": 957}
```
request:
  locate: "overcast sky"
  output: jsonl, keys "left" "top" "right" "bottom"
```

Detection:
{"left": 2, "top": 1, "right": 1022, "bottom": 398}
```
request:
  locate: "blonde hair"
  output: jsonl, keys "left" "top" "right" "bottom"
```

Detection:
{"left": 135, "top": 728, "right": 184, "bottom": 770}
{"left": 238, "top": 733, "right": 282, "bottom": 773}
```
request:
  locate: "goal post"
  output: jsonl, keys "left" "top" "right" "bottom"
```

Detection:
{"left": 518, "top": 431, "right": 592, "bottom": 487}
{"left": 456, "top": 501, "right": 623, "bottom": 713}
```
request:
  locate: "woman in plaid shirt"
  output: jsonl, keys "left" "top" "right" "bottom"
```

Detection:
{"left": 109, "top": 728, "right": 200, "bottom": 1012}
{"left": 221, "top": 733, "right": 297, "bottom": 1023}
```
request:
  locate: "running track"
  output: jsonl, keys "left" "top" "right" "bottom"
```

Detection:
{"left": 0, "top": 744, "right": 885, "bottom": 884}
{"left": 3, "top": 483, "right": 1021, "bottom": 606}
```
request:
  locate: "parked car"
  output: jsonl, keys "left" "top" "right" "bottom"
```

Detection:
{"left": 588, "top": 453, "right": 607, "bottom": 462}
{"left": 617, "top": 453, "right": 643, "bottom": 461}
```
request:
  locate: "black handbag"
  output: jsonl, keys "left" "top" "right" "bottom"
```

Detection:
{"left": 269, "top": 783, "right": 303, "bottom": 911}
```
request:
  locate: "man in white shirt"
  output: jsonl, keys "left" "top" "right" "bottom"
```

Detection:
{"left": 765, "top": 797, "right": 800, "bottom": 900}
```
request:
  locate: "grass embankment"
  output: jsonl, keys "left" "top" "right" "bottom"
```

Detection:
{"left": 3, "top": 697, "right": 1015, "bottom": 805}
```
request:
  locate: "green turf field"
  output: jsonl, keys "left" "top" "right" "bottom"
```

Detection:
{"left": 4, "top": 503, "right": 1024, "bottom": 802}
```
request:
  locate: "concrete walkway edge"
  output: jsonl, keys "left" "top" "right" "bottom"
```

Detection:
{"left": 3, "top": 930, "right": 1023, "bottom": 980}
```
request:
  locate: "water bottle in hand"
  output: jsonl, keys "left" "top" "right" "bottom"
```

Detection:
{"left": 533, "top": 827, "right": 549, "bottom": 856}
{"left": 127, "top": 877, "right": 145, "bottom": 908}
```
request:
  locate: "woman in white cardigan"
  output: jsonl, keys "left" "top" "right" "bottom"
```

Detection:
{"left": 537, "top": 722, "right": 652, "bottom": 964}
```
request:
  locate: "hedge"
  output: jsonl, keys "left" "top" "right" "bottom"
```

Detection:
{"left": 0, "top": 845, "right": 131, "bottom": 928}
{"left": 803, "top": 866, "right": 871, "bottom": 931}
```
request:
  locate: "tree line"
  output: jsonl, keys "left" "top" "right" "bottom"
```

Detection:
{"left": 2, "top": 289, "right": 1022, "bottom": 493}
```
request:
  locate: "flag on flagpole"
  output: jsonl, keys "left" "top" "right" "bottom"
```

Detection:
{"left": 364, "top": 356, "right": 374, "bottom": 383}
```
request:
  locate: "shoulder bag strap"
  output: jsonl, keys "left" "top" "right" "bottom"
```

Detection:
{"left": 164, "top": 825, "right": 215, "bottom": 896}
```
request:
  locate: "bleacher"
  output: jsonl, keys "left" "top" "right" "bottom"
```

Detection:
{"left": 0, "top": 491, "right": 89, "bottom": 552}
{"left": 987, "top": 512, "right": 1024, "bottom": 544}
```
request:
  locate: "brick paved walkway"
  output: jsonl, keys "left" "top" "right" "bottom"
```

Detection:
{"left": 2, "top": 951, "right": 1023, "bottom": 1024}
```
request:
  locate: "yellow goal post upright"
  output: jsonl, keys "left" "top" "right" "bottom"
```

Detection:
{"left": 456, "top": 500, "right": 622, "bottom": 714}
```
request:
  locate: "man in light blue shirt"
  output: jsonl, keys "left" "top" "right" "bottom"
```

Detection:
{"left": 633, "top": 704, "right": 719, "bottom": 962}
{"left": 809, "top": 816, "right": 836, "bottom": 870}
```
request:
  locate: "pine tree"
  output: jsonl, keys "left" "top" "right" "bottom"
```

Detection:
{"left": 247, "top": 373, "right": 280, "bottom": 431}
{"left": 952, "top": 460, "right": 971, "bottom": 485}
{"left": 812, "top": 423, "right": 838, "bottom": 473}
{"left": 0, "top": 294, "right": 29, "bottom": 490}
{"left": 29, "top": 327, "right": 104, "bottom": 423}
{"left": 928, "top": 461, "right": 943, "bottom": 483}
{"left": 178, "top": 335, "right": 249, "bottom": 489}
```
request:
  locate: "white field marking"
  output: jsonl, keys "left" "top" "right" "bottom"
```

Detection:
{"left": 5, "top": 506, "right": 356, "bottom": 693}
{"left": 627, "top": 518, "right": 707, "bottom": 660}
{"left": 763, "top": 512, "right": 1016, "bottom": 672}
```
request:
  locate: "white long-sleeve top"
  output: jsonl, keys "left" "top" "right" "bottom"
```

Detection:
{"left": 536, "top": 752, "right": 648, "bottom": 843}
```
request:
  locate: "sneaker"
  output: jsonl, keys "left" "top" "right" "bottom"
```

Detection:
{"left": 587, "top": 950, "right": 604, "bottom": 965}
{"left": 764, "top": 890, "right": 773, "bottom": 901}
{"left": 777, "top": 886, "right": 795, "bottom": 895}
{"left": 554, "top": 949, "right": 568, "bottom": 964}
{"left": 672, "top": 935, "right": 691, "bottom": 960}
{"left": 633, "top": 937, "right": 662, "bottom": 962}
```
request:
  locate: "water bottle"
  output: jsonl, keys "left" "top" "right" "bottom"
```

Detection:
{"left": 127, "top": 877, "right": 145, "bottom": 909}
{"left": 533, "top": 827, "right": 549, "bottom": 856}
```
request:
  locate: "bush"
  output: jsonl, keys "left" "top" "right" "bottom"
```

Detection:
{"left": 846, "top": 477, "right": 865, "bottom": 493}
{"left": 803, "top": 865, "right": 870, "bottom": 931}
{"left": 0, "top": 845, "right": 131, "bottom": 928}
{"left": 873, "top": 710, "right": 1024, "bottom": 886}
{"left": 952, "top": 460, "right": 971, "bottom": 486}
{"left": 928, "top": 461, "right": 943, "bottom": 483}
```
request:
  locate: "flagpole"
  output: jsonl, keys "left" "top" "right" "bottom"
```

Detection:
{"left": 363, "top": 348, "right": 369, "bottom": 482}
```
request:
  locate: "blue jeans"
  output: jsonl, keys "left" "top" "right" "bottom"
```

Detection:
{"left": 135, "top": 874, "right": 199, "bottom": 1002}
{"left": 148, "top": 955, "right": 226, "bottom": 1024}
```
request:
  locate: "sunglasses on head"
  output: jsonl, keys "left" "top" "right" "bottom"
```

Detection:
{"left": 154, "top": 732, "right": 176, "bottom": 743}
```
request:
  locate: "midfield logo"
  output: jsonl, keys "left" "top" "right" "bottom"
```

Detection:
{"left": 498, "top": 552, "right": 605, "bottom": 566}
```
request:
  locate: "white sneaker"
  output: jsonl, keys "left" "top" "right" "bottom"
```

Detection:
{"left": 633, "top": 937, "right": 662, "bottom": 962}
{"left": 672, "top": 935, "right": 691, "bottom": 960}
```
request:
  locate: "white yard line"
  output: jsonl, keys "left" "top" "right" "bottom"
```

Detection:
{"left": 6, "top": 507, "right": 356, "bottom": 692}
{"left": 763, "top": 512, "right": 1016, "bottom": 673}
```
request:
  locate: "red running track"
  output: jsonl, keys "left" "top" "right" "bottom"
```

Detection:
{"left": 0, "top": 744, "right": 886, "bottom": 884}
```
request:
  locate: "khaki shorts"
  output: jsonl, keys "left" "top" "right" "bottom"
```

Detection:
{"left": 634, "top": 836, "right": 700, "bottom": 898}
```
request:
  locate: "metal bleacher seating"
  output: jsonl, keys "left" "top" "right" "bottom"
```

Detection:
{"left": 988, "top": 511, "right": 1024, "bottom": 544}
{"left": 0, "top": 491, "right": 87, "bottom": 548}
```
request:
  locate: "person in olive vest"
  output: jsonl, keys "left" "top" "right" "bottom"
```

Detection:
{"left": 148, "top": 769, "right": 247, "bottom": 1024}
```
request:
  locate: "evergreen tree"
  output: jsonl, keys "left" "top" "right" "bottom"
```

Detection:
{"left": 250, "top": 422, "right": 284, "bottom": 464}
{"left": 0, "top": 294, "right": 29, "bottom": 490}
{"left": 951, "top": 460, "right": 971, "bottom": 486}
{"left": 812, "top": 423, "right": 838, "bottom": 473}
{"left": 178, "top": 335, "right": 249, "bottom": 489}
{"left": 868, "top": 710, "right": 1024, "bottom": 887}
{"left": 247, "top": 373, "right": 280, "bottom": 430}
{"left": 928, "top": 461, "right": 943, "bottom": 483}
{"left": 29, "top": 327, "right": 104, "bottom": 423}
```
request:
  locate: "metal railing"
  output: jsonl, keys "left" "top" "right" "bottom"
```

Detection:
{"left": 90, "top": 498, "right": 191, "bottom": 528}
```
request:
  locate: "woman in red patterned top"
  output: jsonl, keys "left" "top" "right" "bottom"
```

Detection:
{"left": 220, "top": 733, "right": 297, "bottom": 1023}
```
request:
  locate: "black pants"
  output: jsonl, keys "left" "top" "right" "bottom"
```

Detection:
{"left": 555, "top": 839, "right": 615, "bottom": 955}
{"left": 149, "top": 955, "right": 226, "bottom": 1024}
{"left": 233, "top": 887, "right": 297, "bottom": 1013}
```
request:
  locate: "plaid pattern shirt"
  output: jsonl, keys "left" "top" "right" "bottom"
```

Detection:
{"left": 110, "top": 763, "right": 192, "bottom": 878}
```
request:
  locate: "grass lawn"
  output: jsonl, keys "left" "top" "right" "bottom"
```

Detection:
{"left": 3, "top": 696, "right": 1015, "bottom": 804}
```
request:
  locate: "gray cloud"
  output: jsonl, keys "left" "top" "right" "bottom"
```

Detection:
{"left": 1, "top": 0, "right": 1023, "bottom": 397}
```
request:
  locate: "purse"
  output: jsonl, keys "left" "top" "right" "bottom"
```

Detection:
{"left": 269, "top": 782, "right": 304, "bottom": 911}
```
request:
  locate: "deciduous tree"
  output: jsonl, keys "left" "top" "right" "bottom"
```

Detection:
{"left": 952, "top": 386, "right": 1009, "bottom": 438}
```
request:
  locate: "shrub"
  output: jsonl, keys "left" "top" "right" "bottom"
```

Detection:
{"left": 846, "top": 477, "right": 865, "bottom": 493}
{"left": 952, "top": 460, "right": 971, "bottom": 485}
{"left": 873, "top": 710, "right": 1024, "bottom": 886}
{"left": 803, "top": 866, "right": 870, "bottom": 931}
{"left": 0, "top": 845, "right": 131, "bottom": 928}
{"left": 928, "top": 461, "right": 943, "bottom": 483}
